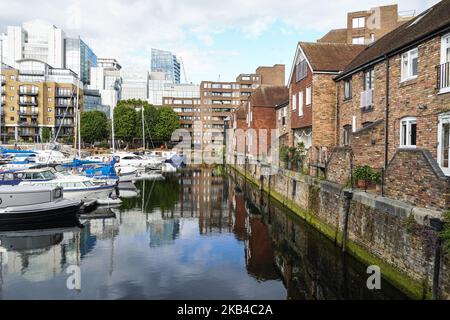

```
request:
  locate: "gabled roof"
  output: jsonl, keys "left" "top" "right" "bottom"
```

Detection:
{"left": 300, "top": 42, "right": 367, "bottom": 72}
{"left": 235, "top": 105, "right": 247, "bottom": 120}
{"left": 249, "top": 85, "right": 289, "bottom": 108}
{"left": 287, "top": 42, "right": 366, "bottom": 85}
{"left": 336, "top": 0, "right": 450, "bottom": 80}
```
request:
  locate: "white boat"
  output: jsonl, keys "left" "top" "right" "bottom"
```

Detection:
{"left": 0, "top": 168, "right": 117, "bottom": 201}
{"left": 114, "top": 153, "right": 162, "bottom": 171}
{"left": 34, "top": 150, "right": 73, "bottom": 165}
{"left": 0, "top": 185, "right": 82, "bottom": 225}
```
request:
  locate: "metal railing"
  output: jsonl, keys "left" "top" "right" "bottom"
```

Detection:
{"left": 437, "top": 62, "right": 450, "bottom": 90}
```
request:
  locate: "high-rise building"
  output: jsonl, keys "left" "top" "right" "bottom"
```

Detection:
{"left": 88, "top": 58, "right": 122, "bottom": 118}
{"left": 3, "top": 21, "right": 66, "bottom": 69}
{"left": 1, "top": 59, "right": 82, "bottom": 142}
{"left": 2, "top": 21, "right": 97, "bottom": 85}
{"left": 83, "top": 89, "right": 110, "bottom": 116}
{"left": 121, "top": 70, "right": 149, "bottom": 101}
{"left": 151, "top": 49, "right": 181, "bottom": 84}
{"left": 65, "top": 37, "right": 97, "bottom": 85}
{"left": 149, "top": 71, "right": 199, "bottom": 106}
{"left": 318, "top": 4, "right": 415, "bottom": 45}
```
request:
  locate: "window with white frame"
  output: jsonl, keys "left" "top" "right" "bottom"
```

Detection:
{"left": 352, "top": 37, "right": 365, "bottom": 45}
{"left": 352, "top": 17, "right": 365, "bottom": 28}
{"left": 401, "top": 48, "right": 418, "bottom": 81}
{"left": 400, "top": 117, "right": 417, "bottom": 147}
{"left": 299, "top": 91, "right": 304, "bottom": 116}
{"left": 306, "top": 87, "right": 311, "bottom": 106}
{"left": 292, "top": 93, "right": 296, "bottom": 111}
{"left": 344, "top": 79, "right": 352, "bottom": 100}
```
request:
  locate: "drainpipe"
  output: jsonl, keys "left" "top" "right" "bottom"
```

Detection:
{"left": 384, "top": 56, "right": 390, "bottom": 169}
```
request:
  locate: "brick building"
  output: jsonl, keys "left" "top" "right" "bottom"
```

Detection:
{"left": 246, "top": 85, "right": 288, "bottom": 164}
{"left": 287, "top": 42, "right": 365, "bottom": 172}
{"left": 1, "top": 59, "right": 82, "bottom": 143}
{"left": 331, "top": 0, "right": 450, "bottom": 210}
{"left": 318, "top": 4, "right": 414, "bottom": 45}
{"left": 201, "top": 64, "right": 285, "bottom": 157}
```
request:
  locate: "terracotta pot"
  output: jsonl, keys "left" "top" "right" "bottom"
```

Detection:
{"left": 357, "top": 179, "right": 367, "bottom": 189}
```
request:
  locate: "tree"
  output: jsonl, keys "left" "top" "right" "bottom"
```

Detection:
{"left": 114, "top": 104, "right": 137, "bottom": 145}
{"left": 42, "top": 127, "right": 51, "bottom": 143}
{"left": 154, "top": 107, "right": 180, "bottom": 142}
{"left": 80, "top": 111, "right": 109, "bottom": 145}
{"left": 136, "top": 104, "right": 159, "bottom": 144}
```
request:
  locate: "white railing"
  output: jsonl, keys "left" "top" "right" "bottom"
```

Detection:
{"left": 360, "top": 89, "right": 374, "bottom": 108}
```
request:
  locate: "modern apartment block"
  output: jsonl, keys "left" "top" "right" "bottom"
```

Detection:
{"left": 151, "top": 49, "right": 181, "bottom": 84}
{"left": 149, "top": 72, "right": 199, "bottom": 106}
{"left": 121, "top": 70, "right": 149, "bottom": 101}
{"left": 318, "top": 4, "right": 414, "bottom": 45}
{"left": 200, "top": 64, "right": 285, "bottom": 152}
{"left": 1, "top": 59, "right": 82, "bottom": 143}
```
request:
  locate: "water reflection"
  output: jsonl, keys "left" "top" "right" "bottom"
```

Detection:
{"left": 0, "top": 168, "right": 408, "bottom": 299}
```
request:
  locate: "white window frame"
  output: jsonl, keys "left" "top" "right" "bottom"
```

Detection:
{"left": 292, "top": 93, "right": 296, "bottom": 111}
{"left": 400, "top": 48, "right": 418, "bottom": 82}
{"left": 299, "top": 91, "right": 304, "bottom": 116}
{"left": 399, "top": 117, "right": 417, "bottom": 148}
{"left": 352, "top": 17, "right": 365, "bottom": 29}
{"left": 439, "top": 33, "right": 450, "bottom": 94}
{"left": 438, "top": 113, "right": 450, "bottom": 176}
{"left": 306, "top": 86, "right": 311, "bottom": 106}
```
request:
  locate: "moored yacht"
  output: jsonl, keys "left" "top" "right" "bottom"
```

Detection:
{"left": 0, "top": 185, "right": 82, "bottom": 225}
{"left": 0, "top": 168, "right": 116, "bottom": 201}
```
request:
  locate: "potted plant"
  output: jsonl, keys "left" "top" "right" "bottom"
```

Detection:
{"left": 371, "top": 170, "right": 382, "bottom": 192}
{"left": 353, "top": 165, "right": 372, "bottom": 190}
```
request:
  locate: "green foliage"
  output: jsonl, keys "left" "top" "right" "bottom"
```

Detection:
{"left": 371, "top": 170, "right": 382, "bottom": 184}
{"left": 279, "top": 143, "right": 306, "bottom": 170}
{"left": 80, "top": 111, "right": 109, "bottom": 145}
{"left": 154, "top": 107, "right": 180, "bottom": 141}
{"left": 404, "top": 214, "right": 419, "bottom": 234}
{"left": 353, "top": 165, "right": 376, "bottom": 182}
{"left": 440, "top": 211, "right": 450, "bottom": 257}
{"left": 42, "top": 127, "right": 51, "bottom": 143}
{"left": 114, "top": 104, "right": 137, "bottom": 143}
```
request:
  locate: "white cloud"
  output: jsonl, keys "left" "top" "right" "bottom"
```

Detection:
{"left": 0, "top": 0, "right": 441, "bottom": 83}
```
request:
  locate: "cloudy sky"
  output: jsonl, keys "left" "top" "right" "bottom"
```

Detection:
{"left": 0, "top": 0, "right": 440, "bottom": 83}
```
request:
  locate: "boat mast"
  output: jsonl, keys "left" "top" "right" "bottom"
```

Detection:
{"left": 141, "top": 105, "right": 145, "bottom": 151}
{"left": 76, "top": 78, "right": 81, "bottom": 158}
{"left": 111, "top": 106, "right": 115, "bottom": 154}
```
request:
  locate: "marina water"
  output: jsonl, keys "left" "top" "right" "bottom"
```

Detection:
{"left": 0, "top": 168, "right": 408, "bottom": 299}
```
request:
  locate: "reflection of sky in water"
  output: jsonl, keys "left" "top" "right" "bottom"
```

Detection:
{"left": 0, "top": 209, "right": 286, "bottom": 300}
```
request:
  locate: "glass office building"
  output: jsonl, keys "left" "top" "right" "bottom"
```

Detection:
{"left": 151, "top": 49, "right": 181, "bottom": 84}
{"left": 65, "top": 37, "right": 97, "bottom": 85}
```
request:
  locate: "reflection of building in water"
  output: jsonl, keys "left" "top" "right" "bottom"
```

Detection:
{"left": 229, "top": 183, "right": 247, "bottom": 241}
{"left": 245, "top": 215, "right": 280, "bottom": 281}
{"left": 147, "top": 212, "right": 180, "bottom": 247}
{"left": 178, "top": 169, "right": 232, "bottom": 234}
{"left": 0, "top": 227, "right": 81, "bottom": 283}
{"left": 88, "top": 217, "right": 119, "bottom": 241}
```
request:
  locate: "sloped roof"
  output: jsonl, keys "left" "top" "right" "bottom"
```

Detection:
{"left": 317, "top": 28, "right": 348, "bottom": 44}
{"left": 235, "top": 105, "right": 247, "bottom": 119}
{"left": 299, "top": 42, "right": 367, "bottom": 72}
{"left": 337, "top": 0, "right": 450, "bottom": 80}
{"left": 249, "top": 85, "right": 289, "bottom": 108}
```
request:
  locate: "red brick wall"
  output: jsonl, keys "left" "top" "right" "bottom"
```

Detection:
{"left": 351, "top": 120, "right": 385, "bottom": 169}
{"left": 336, "top": 35, "right": 450, "bottom": 169}
{"left": 290, "top": 64, "right": 313, "bottom": 130}
{"left": 312, "top": 74, "right": 337, "bottom": 148}
{"left": 250, "top": 105, "right": 277, "bottom": 159}
{"left": 385, "top": 148, "right": 450, "bottom": 210}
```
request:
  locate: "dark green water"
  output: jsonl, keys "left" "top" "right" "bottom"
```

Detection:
{"left": 0, "top": 168, "right": 408, "bottom": 299}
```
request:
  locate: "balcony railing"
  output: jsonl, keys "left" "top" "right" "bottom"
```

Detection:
{"left": 18, "top": 100, "right": 38, "bottom": 106}
{"left": 19, "top": 110, "right": 39, "bottom": 116}
{"left": 56, "top": 113, "right": 75, "bottom": 118}
{"left": 18, "top": 121, "right": 39, "bottom": 127}
{"left": 56, "top": 91, "right": 74, "bottom": 98}
{"left": 18, "top": 90, "right": 39, "bottom": 96}
{"left": 437, "top": 62, "right": 450, "bottom": 91}
{"left": 18, "top": 130, "right": 39, "bottom": 136}
{"left": 360, "top": 89, "right": 374, "bottom": 109}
